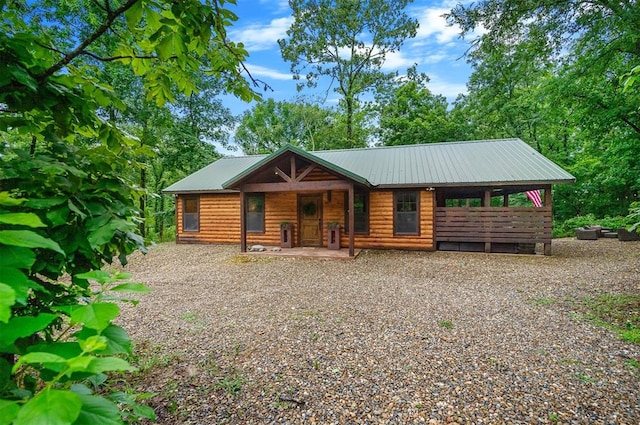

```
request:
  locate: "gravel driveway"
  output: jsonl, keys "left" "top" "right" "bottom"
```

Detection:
{"left": 118, "top": 239, "right": 640, "bottom": 424}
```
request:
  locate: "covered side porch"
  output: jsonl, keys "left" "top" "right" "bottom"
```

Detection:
{"left": 435, "top": 184, "right": 553, "bottom": 255}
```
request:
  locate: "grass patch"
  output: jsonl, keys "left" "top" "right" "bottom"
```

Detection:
{"left": 532, "top": 297, "right": 557, "bottom": 306}
{"left": 228, "top": 255, "right": 274, "bottom": 264}
{"left": 575, "top": 293, "right": 640, "bottom": 344}
{"left": 438, "top": 320, "right": 454, "bottom": 329}
{"left": 216, "top": 374, "right": 244, "bottom": 396}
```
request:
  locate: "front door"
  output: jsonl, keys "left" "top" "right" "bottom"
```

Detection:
{"left": 299, "top": 195, "right": 322, "bottom": 247}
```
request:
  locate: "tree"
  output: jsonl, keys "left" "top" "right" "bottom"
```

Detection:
{"left": 0, "top": 0, "right": 259, "bottom": 422}
{"left": 278, "top": 0, "right": 418, "bottom": 147}
{"left": 375, "top": 67, "right": 464, "bottom": 145}
{"left": 446, "top": 0, "right": 640, "bottom": 222}
{"left": 235, "top": 99, "right": 342, "bottom": 154}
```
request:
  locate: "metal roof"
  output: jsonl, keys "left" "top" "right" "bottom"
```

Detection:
{"left": 163, "top": 138, "right": 575, "bottom": 193}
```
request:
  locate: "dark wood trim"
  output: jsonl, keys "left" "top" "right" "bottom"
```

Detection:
{"left": 544, "top": 185, "right": 552, "bottom": 255}
{"left": 182, "top": 195, "right": 200, "bottom": 232}
{"left": 393, "top": 190, "right": 421, "bottom": 236}
{"left": 174, "top": 194, "right": 178, "bottom": 240}
{"left": 295, "top": 164, "right": 316, "bottom": 182}
{"left": 343, "top": 191, "right": 370, "bottom": 235}
{"left": 435, "top": 207, "right": 553, "bottom": 252}
{"left": 245, "top": 193, "right": 265, "bottom": 234}
{"left": 290, "top": 156, "right": 296, "bottom": 180}
{"left": 243, "top": 180, "right": 352, "bottom": 193}
{"left": 348, "top": 184, "right": 355, "bottom": 257}
{"left": 274, "top": 167, "right": 292, "bottom": 182}
{"left": 240, "top": 190, "right": 246, "bottom": 252}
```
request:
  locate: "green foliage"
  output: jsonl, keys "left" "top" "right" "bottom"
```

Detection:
{"left": 375, "top": 66, "right": 468, "bottom": 145}
{"left": 554, "top": 214, "right": 635, "bottom": 238}
{"left": 447, "top": 0, "right": 640, "bottom": 224}
{"left": 235, "top": 99, "right": 341, "bottom": 154}
{"left": 279, "top": 0, "right": 418, "bottom": 146}
{"left": 0, "top": 196, "right": 153, "bottom": 423}
{"left": 1, "top": 0, "right": 259, "bottom": 422}
{"left": 628, "top": 201, "right": 640, "bottom": 231}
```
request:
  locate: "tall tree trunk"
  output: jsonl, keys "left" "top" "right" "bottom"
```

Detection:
{"left": 346, "top": 96, "right": 353, "bottom": 147}
{"left": 139, "top": 167, "right": 146, "bottom": 237}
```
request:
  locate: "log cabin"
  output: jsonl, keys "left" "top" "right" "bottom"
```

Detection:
{"left": 163, "top": 139, "right": 575, "bottom": 256}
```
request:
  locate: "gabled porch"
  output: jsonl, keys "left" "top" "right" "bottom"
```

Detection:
{"left": 222, "top": 145, "right": 372, "bottom": 257}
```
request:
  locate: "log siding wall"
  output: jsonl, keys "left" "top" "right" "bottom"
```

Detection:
{"left": 175, "top": 190, "right": 435, "bottom": 250}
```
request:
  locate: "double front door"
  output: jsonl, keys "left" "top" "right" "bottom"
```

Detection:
{"left": 299, "top": 195, "right": 322, "bottom": 247}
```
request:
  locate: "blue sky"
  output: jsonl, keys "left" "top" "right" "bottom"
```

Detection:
{"left": 221, "top": 0, "right": 477, "bottom": 117}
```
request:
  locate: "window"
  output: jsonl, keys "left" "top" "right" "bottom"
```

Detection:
{"left": 344, "top": 191, "right": 369, "bottom": 234}
{"left": 246, "top": 193, "right": 265, "bottom": 233}
{"left": 183, "top": 197, "right": 199, "bottom": 232}
{"left": 394, "top": 191, "right": 419, "bottom": 235}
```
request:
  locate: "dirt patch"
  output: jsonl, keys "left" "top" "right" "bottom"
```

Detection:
{"left": 117, "top": 239, "right": 640, "bottom": 424}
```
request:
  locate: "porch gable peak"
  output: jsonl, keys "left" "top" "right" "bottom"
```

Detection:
{"left": 222, "top": 144, "right": 371, "bottom": 190}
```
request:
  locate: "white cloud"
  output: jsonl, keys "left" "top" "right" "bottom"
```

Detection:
{"left": 380, "top": 50, "right": 416, "bottom": 71}
{"left": 414, "top": 7, "right": 461, "bottom": 44}
{"left": 244, "top": 64, "right": 292, "bottom": 81}
{"left": 230, "top": 17, "right": 293, "bottom": 52}
{"left": 426, "top": 74, "right": 467, "bottom": 99}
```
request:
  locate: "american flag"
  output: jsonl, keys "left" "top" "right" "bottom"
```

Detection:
{"left": 526, "top": 190, "right": 543, "bottom": 207}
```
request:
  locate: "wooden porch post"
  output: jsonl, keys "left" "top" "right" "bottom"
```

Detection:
{"left": 239, "top": 189, "right": 247, "bottom": 252}
{"left": 348, "top": 183, "right": 355, "bottom": 257}
{"left": 544, "top": 186, "right": 552, "bottom": 256}
{"left": 484, "top": 189, "right": 492, "bottom": 253}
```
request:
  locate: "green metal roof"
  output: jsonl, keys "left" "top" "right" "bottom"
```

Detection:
{"left": 163, "top": 138, "right": 575, "bottom": 193}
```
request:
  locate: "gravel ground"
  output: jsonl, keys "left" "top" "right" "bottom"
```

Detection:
{"left": 117, "top": 238, "right": 640, "bottom": 424}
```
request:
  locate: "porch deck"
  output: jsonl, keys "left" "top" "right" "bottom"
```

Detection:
{"left": 240, "top": 246, "right": 361, "bottom": 259}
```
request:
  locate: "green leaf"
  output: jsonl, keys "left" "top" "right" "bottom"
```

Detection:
{"left": 45, "top": 207, "right": 70, "bottom": 227}
{"left": 0, "top": 284, "right": 15, "bottom": 323}
{"left": 1, "top": 268, "right": 46, "bottom": 306}
{"left": 65, "top": 356, "right": 94, "bottom": 374}
{"left": 28, "top": 342, "right": 82, "bottom": 360}
{"left": 156, "top": 32, "right": 185, "bottom": 61}
{"left": 0, "top": 314, "right": 58, "bottom": 349}
{"left": 0, "top": 246, "right": 36, "bottom": 269}
{"left": 0, "top": 213, "right": 45, "bottom": 228}
{"left": 12, "top": 352, "right": 67, "bottom": 374}
{"left": 110, "top": 283, "right": 151, "bottom": 293}
{"left": 0, "top": 192, "right": 25, "bottom": 207}
{"left": 70, "top": 303, "right": 119, "bottom": 332}
{"left": 75, "top": 270, "right": 112, "bottom": 284}
{"left": 87, "top": 218, "right": 133, "bottom": 249}
{"left": 0, "top": 399, "right": 20, "bottom": 425}
{"left": 73, "top": 394, "right": 121, "bottom": 425}
{"left": 75, "top": 324, "right": 132, "bottom": 355}
{"left": 124, "top": 0, "right": 144, "bottom": 30}
{"left": 69, "top": 384, "right": 93, "bottom": 396}
{"left": 14, "top": 389, "right": 82, "bottom": 425}
{"left": 0, "top": 230, "right": 65, "bottom": 255}
{"left": 86, "top": 356, "right": 136, "bottom": 374}
{"left": 132, "top": 402, "right": 156, "bottom": 420}
{"left": 78, "top": 335, "right": 108, "bottom": 353}
{"left": 23, "top": 197, "right": 66, "bottom": 209}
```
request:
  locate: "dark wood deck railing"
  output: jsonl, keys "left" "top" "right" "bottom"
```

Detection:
{"left": 435, "top": 207, "right": 552, "bottom": 244}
